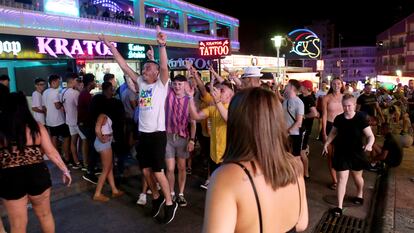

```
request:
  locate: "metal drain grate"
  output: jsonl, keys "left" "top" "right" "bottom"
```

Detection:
{"left": 313, "top": 211, "right": 366, "bottom": 233}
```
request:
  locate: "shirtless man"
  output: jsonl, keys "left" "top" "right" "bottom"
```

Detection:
{"left": 322, "top": 77, "right": 344, "bottom": 190}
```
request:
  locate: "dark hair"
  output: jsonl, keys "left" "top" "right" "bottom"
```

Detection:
{"left": 0, "top": 92, "right": 40, "bottom": 151}
{"left": 223, "top": 88, "right": 302, "bottom": 190}
{"left": 48, "top": 74, "right": 60, "bottom": 84}
{"left": 221, "top": 80, "right": 235, "bottom": 92}
{"left": 103, "top": 73, "right": 115, "bottom": 82}
{"left": 328, "top": 77, "right": 345, "bottom": 94}
{"left": 83, "top": 73, "right": 95, "bottom": 86}
{"left": 34, "top": 78, "right": 46, "bottom": 84}
{"left": 101, "top": 81, "right": 113, "bottom": 92}
{"left": 171, "top": 74, "right": 187, "bottom": 82}
{"left": 288, "top": 79, "right": 301, "bottom": 91}
{"left": 143, "top": 60, "right": 160, "bottom": 70}
{"left": 65, "top": 72, "right": 79, "bottom": 80}
{"left": 0, "top": 75, "right": 9, "bottom": 81}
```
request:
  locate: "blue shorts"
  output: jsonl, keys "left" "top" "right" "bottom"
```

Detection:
{"left": 94, "top": 137, "right": 112, "bottom": 152}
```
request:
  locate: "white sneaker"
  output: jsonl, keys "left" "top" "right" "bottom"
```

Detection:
{"left": 200, "top": 180, "right": 210, "bottom": 190}
{"left": 146, "top": 189, "right": 152, "bottom": 195}
{"left": 136, "top": 193, "right": 147, "bottom": 205}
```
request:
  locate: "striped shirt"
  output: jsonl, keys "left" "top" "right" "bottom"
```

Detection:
{"left": 165, "top": 88, "right": 190, "bottom": 138}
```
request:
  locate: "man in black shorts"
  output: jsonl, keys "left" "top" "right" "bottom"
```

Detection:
{"left": 101, "top": 27, "right": 178, "bottom": 224}
{"left": 299, "top": 80, "right": 319, "bottom": 179}
{"left": 282, "top": 79, "right": 305, "bottom": 159}
{"left": 42, "top": 75, "right": 71, "bottom": 163}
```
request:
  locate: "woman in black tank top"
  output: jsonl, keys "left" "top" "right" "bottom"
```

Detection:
{"left": 202, "top": 88, "right": 308, "bottom": 233}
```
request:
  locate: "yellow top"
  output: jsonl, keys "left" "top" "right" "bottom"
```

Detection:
{"left": 202, "top": 103, "right": 229, "bottom": 164}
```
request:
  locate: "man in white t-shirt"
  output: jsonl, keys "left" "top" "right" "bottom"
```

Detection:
{"left": 31, "top": 78, "right": 47, "bottom": 124}
{"left": 62, "top": 73, "right": 87, "bottom": 170}
{"left": 42, "top": 74, "right": 71, "bottom": 163}
{"left": 100, "top": 26, "right": 178, "bottom": 224}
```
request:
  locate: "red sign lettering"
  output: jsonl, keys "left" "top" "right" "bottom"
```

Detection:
{"left": 199, "top": 39, "right": 231, "bottom": 58}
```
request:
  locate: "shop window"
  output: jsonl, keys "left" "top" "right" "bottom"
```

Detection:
{"left": 187, "top": 15, "right": 210, "bottom": 35}
{"left": 217, "top": 23, "right": 230, "bottom": 38}
{"left": 79, "top": 0, "right": 135, "bottom": 22}
{"left": 144, "top": 5, "right": 179, "bottom": 30}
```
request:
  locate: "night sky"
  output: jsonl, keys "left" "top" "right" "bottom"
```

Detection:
{"left": 186, "top": 0, "right": 414, "bottom": 56}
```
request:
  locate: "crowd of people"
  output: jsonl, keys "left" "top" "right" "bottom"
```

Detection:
{"left": 0, "top": 25, "right": 414, "bottom": 232}
{"left": 80, "top": 1, "right": 135, "bottom": 22}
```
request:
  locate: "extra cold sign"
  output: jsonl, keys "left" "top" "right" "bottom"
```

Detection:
{"left": 199, "top": 39, "right": 231, "bottom": 58}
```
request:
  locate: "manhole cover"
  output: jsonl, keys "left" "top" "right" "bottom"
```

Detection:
{"left": 313, "top": 211, "right": 366, "bottom": 233}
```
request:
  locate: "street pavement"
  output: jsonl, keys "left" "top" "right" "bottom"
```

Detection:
{"left": 1, "top": 135, "right": 382, "bottom": 233}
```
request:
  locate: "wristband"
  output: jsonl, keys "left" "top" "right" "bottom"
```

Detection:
{"left": 158, "top": 43, "right": 167, "bottom": 47}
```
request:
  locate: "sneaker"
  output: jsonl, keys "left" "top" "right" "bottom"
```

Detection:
{"left": 146, "top": 189, "right": 152, "bottom": 195}
{"left": 151, "top": 196, "right": 165, "bottom": 217}
{"left": 186, "top": 167, "right": 192, "bottom": 175}
{"left": 330, "top": 207, "right": 342, "bottom": 217}
{"left": 352, "top": 197, "right": 364, "bottom": 205}
{"left": 81, "top": 164, "right": 88, "bottom": 171}
{"left": 95, "top": 169, "right": 102, "bottom": 176}
{"left": 176, "top": 194, "right": 187, "bottom": 207}
{"left": 200, "top": 180, "right": 209, "bottom": 190}
{"left": 71, "top": 162, "right": 81, "bottom": 170}
{"left": 164, "top": 202, "right": 178, "bottom": 224}
{"left": 137, "top": 193, "right": 147, "bottom": 206}
{"left": 82, "top": 173, "right": 98, "bottom": 185}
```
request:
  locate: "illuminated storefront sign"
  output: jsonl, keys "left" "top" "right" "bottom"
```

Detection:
{"left": 0, "top": 40, "right": 21, "bottom": 56}
{"left": 0, "top": 34, "right": 149, "bottom": 60}
{"left": 44, "top": 0, "right": 79, "bottom": 17}
{"left": 287, "top": 29, "right": 321, "bottom": 59}
{"left": 36, "top": 37, "right": 116, "bottom": 58}
{"left": 127, "top": 44, "right": 146, "bottom": 59}
{"left": 199, "top": 39, "right": 231, "bottom": 58}
{"left": 221, "top": 55, "right": 285, "bottom": 68}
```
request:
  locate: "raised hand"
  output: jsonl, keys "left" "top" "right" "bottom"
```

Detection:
{"left": 146, "top": 45, "right": 154, "bottom": 60}
{"left": 156, "top": 25, "right": 167, "bottom": 46}
{"left": 185, "top": 82, "right": 195, "bottom": 97}
{"left": 99, "top": 34, "right": 111, "bottom": 47}
{"left": 211, "top": 87, "right": 221, "bottom": 104}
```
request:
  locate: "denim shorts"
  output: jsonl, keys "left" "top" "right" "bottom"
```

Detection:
{"left": 94, "top": 137, "right": 112, "bottom": 152}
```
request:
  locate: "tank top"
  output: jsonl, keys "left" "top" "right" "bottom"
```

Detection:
{"left": 101, "top": 115, "right": 113, "bottom": 135}
{"left": 233, "top": 161, "right": 301, "bottom": 233}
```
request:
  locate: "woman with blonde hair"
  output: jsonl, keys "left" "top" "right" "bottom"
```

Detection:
{"left": 203, "top": 87, "right": 308, "bottom": 233}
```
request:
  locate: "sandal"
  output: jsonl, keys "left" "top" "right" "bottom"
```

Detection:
{"left": 112, "top": 190, "right": 125, "bottom": 198}
{"left": 330, "top": 207, "right": 342, "bottom": 217}
{"left": 329, "top": 183, "right": 337, "bottom": 190}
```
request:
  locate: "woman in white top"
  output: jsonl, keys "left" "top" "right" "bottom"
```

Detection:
{"left": 92, "top": 82, "right": 123, "bottom": 202}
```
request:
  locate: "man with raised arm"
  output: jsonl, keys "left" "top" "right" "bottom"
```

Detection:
{"left": 100, "top": 26, "right": 178, "bottom": 224}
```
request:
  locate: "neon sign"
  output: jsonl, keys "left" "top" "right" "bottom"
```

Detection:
{"left": 199, "top": 39, "right": 231, "bottom": 58}
{"left": 36, "top": 37, "right": 116, "bottom": 58}
{"left": 287, "top": 29, "right": 321, "bottom": 59}
{"left": 127, "top": 44, "right": 146, "bottom": 59}
{"left": 0, "top": 40, "right": 21, "bottom": 56}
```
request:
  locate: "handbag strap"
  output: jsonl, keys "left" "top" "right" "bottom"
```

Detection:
{"left": 232, "top": 161, "right": 263, "bottom": 233}
{"left": 286, "top": 99, "right": 296, "bottom": 122}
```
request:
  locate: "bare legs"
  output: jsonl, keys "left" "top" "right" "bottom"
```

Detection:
{"left": 70, "top": 134, "right": 80, "bottom": 165}
{"left": 336, "top": 170, "right": 364, "bottom": 209}
{"left": 3, "top": 188, "right": 55, "bottom": 233}
{"left": 166, "top": 157, "right": 187, "bottom": 195}
{"left": 327, "top": 145, "right": 338, "bottom": 188}
{"left": 94, "top": 148, "right": 120, "bottom": 199}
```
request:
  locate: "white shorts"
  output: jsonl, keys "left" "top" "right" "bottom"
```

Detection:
{"left": 68, "top": 125, "right": 86, "bottom": 140}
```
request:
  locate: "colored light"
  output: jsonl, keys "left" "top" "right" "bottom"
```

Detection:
{"left": 0, "top": 7, "right": 240, "bottom": 50}
{"left": 44, "top": 0, "right": 79, "bottom": 17}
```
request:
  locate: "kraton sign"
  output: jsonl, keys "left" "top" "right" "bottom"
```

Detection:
{"left": 287, "top": 29, "right": 321, "bottom": 60}
{"left": 199, "top": 39, "right": 231, "bottom": 58}
{"left": 36, "top": 37, "right": 116, "bottom": 58}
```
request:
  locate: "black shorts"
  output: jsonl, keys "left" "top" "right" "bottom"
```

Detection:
{"left": 289, "top": 135, "right": 303, "bottom": 156}
{"left": 326, "top": 121, "right": 334, "bottom": 135}
{"left": 136, "top": 131, "right": 167, "bottom": 172}
{"left": 48, "top": 124, "right": 70, "bottom": 138}
{"left": 0, "top": 163, "right": 52, "bottom": 200}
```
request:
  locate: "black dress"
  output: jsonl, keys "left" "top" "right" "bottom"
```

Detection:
{"left": 333, "top": 112, "right": 370, "bottom": 171}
